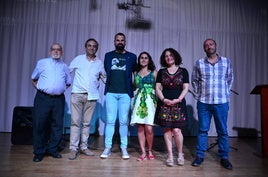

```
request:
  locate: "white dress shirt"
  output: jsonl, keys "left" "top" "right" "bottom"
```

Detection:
{"left": 69, "top": 54, "right": 105, "bottom": 100}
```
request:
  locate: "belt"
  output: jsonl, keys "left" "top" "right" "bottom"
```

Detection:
{"left": 38, "top": 90, "right": 63, "bottom": 97}
{"left": 71, "top": 93, "right": 87, "bottom": 94}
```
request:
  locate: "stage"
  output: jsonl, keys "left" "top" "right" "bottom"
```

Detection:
{"left": 0, "top": 133, "right": 267, "bottom": 177}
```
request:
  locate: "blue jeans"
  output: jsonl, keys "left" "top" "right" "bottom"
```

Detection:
{"left": 196, "top": 101, "right": 230, "bottom": 159}
{"left": 104, "top": 93, "right": 131, "bottom": 149}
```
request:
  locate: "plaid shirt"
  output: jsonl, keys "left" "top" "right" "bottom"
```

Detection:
{"left": 191, "top": 56, "right": 234, "bottom": 104}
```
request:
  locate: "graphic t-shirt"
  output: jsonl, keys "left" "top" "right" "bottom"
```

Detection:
{"left": 108, "top": 56, "right": 127, "bottom": 93}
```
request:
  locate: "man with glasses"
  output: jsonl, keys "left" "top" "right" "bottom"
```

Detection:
{"left": 31, "top": 43, "right": 72, "bottom": 162}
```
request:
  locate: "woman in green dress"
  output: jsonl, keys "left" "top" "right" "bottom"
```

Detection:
{"left": 130, "top": 52, "right": 157, "bottom": 161}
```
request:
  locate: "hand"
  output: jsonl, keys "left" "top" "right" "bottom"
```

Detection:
{"left": 176, "top": 98, "right": 182, "bottom": 103}
{"left": 167, "top": 99, "right": 181, "bottom": 106}
{"left": 164, "top": 99, "right": 173, "bottom": 106}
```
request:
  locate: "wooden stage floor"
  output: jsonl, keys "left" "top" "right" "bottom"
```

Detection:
{"left": 0, "top": 133, "right": 268, "bottom": 177}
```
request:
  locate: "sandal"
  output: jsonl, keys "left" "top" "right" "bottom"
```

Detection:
{"left": 148, "top": 150, "right": 155, "bottom": 160}
{"left": 136, "top": 154, "right": 147, "bottom": 161}
{"left": 148, "top": 155, "right": 155, "bottom": 160}
{"left": 177, "top": 153, "right": 184, "bottom": 166}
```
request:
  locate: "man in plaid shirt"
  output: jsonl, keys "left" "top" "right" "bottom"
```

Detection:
{"left": 191, "top": 38, "right": 234, "bottom": 170}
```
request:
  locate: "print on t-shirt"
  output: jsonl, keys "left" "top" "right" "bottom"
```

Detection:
{"left": 111, "top": 58, "right": 126, "bottom": 70}
{"left": 108, "top": 57, "right": 127, "bottom": 93}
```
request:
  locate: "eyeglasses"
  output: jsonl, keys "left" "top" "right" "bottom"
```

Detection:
{"left": 51, "top": 48, "right": 62, "bottom": 51}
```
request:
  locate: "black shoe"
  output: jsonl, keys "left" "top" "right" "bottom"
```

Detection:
{"left": 33, "top": 155, "right": 43, "bottom": 162}
{"left": 48, "top": 152, "right": 62, "bottom": 159}
{"left": 191, "top": 157, "right": 204, "bottom": 167}
{"left": 220, "top": 159, "right": 233, "bottom": 170}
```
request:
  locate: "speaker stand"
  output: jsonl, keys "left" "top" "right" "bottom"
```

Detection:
{"left": 207, "top": 140, "right": 238, "bottom": 152}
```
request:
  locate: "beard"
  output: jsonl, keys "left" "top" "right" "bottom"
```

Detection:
{"left": 115, "top": 44, "right": 125, "bottom": 51}
{"left": 206, "top": 48, "right": 216, "bottom": 56}
{"left": 51, "top": 54, "right": 61, "bottom": 59}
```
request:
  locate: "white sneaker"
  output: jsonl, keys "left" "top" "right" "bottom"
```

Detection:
{"left": 100, "top": 148, "right": 111, "bottom": 159}
{"left": 121, "top": 148, "right": 130, "bottom": 159}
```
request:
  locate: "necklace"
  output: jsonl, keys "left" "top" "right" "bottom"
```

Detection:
{"left": 167, "top": 65, "right": 178, "bottom": 74}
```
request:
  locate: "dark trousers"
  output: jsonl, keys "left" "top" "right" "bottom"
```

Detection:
{"left": 33, "top": 91, "right": 65, "bottom": 155}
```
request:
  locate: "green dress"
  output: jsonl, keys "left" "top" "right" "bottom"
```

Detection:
{"left": 130, "top": 71, "right": 157, "bottom": 125}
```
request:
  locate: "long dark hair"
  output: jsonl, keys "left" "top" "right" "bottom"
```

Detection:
{"left": 160, "top": 48, "right": 182, "bottom": 67}
{"left": 136, "top": 51, "right": 156, "bottom": 72}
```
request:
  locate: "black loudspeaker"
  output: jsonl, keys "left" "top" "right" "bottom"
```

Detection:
{"left": 11, "top": 106, "right": 34, "bottom": 145}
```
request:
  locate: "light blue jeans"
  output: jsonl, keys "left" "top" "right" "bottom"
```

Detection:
{"left": 104, "top": 93, "right": 131, "bottom": 149}
{"left": 196, "top": 101, "right": 230, "bottom": 159}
